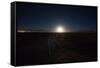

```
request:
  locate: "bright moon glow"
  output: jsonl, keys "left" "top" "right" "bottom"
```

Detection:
{"left": 56, "top": 26, "right": 65, "bottom": 33}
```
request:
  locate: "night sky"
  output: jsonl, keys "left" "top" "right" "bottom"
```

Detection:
{"left": 16, "top": 2, "right": 97, "bottom": 32}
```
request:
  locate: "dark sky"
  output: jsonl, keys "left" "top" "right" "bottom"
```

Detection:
{"left": 16, "top": 2, "right": 97, "bottom": 32}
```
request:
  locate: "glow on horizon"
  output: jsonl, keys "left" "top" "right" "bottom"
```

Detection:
{"left": 17, "top": 26, "right": 69, "bottom": 33}
{"left": 17, "top": 30, "right": 26, "bottom": 33}
{"left": 55, "top": 26, "right": 65, "bottom": 33}
{"left": 17, "top": 30, "right": 31, "bottom": 33}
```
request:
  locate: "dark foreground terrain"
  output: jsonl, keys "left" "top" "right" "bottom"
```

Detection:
{"left": 16, "top": 32, "right": 97, "bottom": 66}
